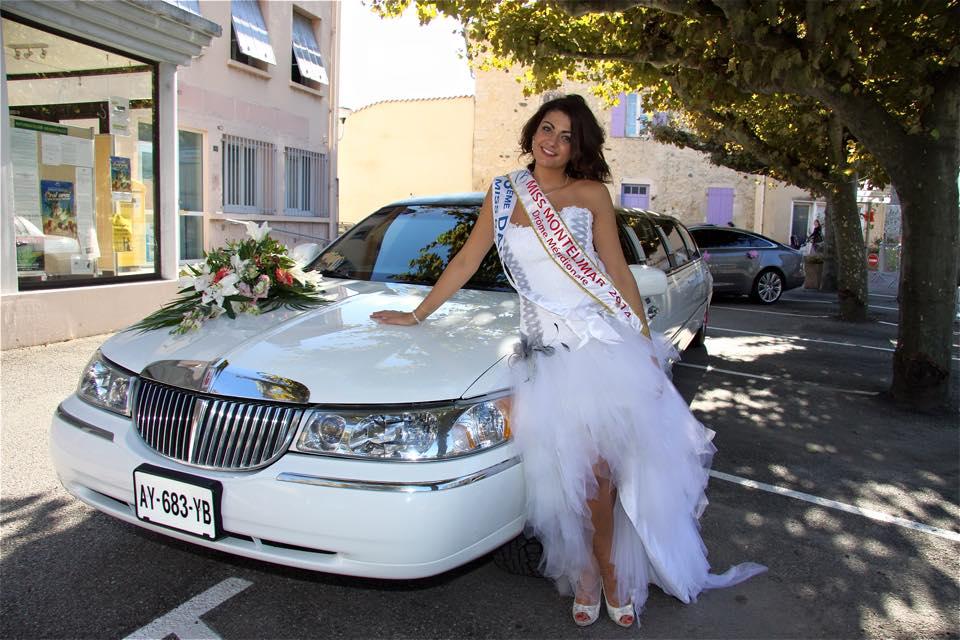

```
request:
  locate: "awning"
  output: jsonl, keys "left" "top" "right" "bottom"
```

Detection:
{"left": 231, "top": 0, "right": 276, "bottom": 66}
{"left": 162, "top": 0, "right": 201, "bottom": 15}
{"left": 292, "top": 12, "right": 328, "bottom": 85}
{"left": 2, "top": 0, "right": 220, "bottom": 66}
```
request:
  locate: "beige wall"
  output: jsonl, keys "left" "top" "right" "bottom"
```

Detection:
{"left": 1, "top": 280, "right": 178, "bottom": 349}
{"left": 338, "top": 96, "right": 474, "bottom": 225}
{"left": 177, "top": 0, "right": 339, "bottom": 248}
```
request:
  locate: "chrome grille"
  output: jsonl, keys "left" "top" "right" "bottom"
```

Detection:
{"left": 134, "top": 380, "right": 305, "bottom": 470}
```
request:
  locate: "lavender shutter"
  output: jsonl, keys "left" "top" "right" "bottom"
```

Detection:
{"left": 706, "top": 187, "right": 734, "bottom": 225}
{"left": 625, "top": 94, "right": 638, "bottom": 137}
{"left": 610, "top": 93, "right": 626, "bottom": 138}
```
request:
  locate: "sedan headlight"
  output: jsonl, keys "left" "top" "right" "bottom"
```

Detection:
{"left": 293, "top": 395, "right": 511, "bottom": 461}
{"left": 77, "top": 351, "right": 135, "bottom": 416}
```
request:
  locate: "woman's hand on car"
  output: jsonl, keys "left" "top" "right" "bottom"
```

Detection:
{"left": 370, "top": 310, "right": 420, "bottom": 326}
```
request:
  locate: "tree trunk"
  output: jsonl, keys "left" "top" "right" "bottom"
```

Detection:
{"left": 824, "top": 180, "right": 868, "bottom": 321}
{"left": 890, "top": 146, "right": 959, "bottom": 409}
{"left": 820, "top": 205, "right": 838, "bottom": 292}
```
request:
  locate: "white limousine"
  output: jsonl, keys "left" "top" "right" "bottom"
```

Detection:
{"left": 50, "top": 193, "right": 711, "bottom": 579}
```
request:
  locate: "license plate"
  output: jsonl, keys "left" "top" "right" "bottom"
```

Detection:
{"left": 133, "top": 464, "right": 222, "bottom": 539}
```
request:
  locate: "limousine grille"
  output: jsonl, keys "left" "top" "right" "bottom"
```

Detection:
{"left": 133, "top": 380, "right": 305, "bottom": 471}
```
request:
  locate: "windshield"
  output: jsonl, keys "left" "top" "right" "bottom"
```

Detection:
{"left": 312, "top": 205, "right": 511, "bottom": 291}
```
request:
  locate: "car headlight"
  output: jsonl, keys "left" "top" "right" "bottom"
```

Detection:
{"left": 293, "top": 395, "right": 511, "bottom": 461}
{"left": 77, "top": 351, "right": 135, "bottom": 416}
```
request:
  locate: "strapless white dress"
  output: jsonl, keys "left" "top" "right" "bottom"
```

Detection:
{"left": 500, "top": 206, "right": 765, "bottom": 608}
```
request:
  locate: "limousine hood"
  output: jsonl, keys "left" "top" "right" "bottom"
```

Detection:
{"left": 101, "top": 281, "right": 520, "bottom": 405}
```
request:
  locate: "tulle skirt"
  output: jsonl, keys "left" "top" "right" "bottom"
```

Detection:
{"left": 509, "top": 322, "right": 765, "bottom": 608}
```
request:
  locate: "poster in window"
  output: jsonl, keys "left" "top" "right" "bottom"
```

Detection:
{"left": 110, "top": 156, "right": 132, "bottom": 193}
{"left": 16, "top": 236, "right": 45, "bottom": 273}
{"left": 109, "top": 96, "right": 131, "bottom": 137}
{"left": 40, "top": 180, "right": 77, "bottom": 239}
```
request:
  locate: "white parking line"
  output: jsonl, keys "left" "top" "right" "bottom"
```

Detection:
{"left": 710, "top": 326, "right": 896, "bottom": 353}
{"left": 676, "top": 362, "right": 880, "bottom": 396}
{"left": 788, "top": 299, "right": 899, "bottom": 311}
{"left": 712, "top": 306, "right": 830, "bottom": 319}
{"left": 710, "top": 470, "right": 960, "bottom": 543}
{"left": 710, "top": 327, "right": 960, "bottom": 361}
{"left": 123, "top": 577, "right": 252, "bottom": 640}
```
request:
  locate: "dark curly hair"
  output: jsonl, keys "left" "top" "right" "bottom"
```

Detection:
{"left": 520, "top": 94, "right": 611, "bottom": 183}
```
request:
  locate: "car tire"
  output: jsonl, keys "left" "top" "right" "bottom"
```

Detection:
{"left": 492, "top": 532, "right": 543, "bottom": 577}
{"left": 751, "top": 269, "right": 784, "bottom": 304}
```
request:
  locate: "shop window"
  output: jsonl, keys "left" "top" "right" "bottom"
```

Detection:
{"left": 222, "top": 134, "right": 275, "bottom": 215}
{"left": 230, "top": 0, "right": 276, "bottom": 71}
{"left": 4, "top": 15, "right": 159, "bottom": 288}
{"left": 291, "top": 12, "right": 328, "bottom": 90}
{"left": 178, "top": 130, "right": 204, "bottom": 261}
{"left": 284, "top": 147, "right": 326, "bottom": 217}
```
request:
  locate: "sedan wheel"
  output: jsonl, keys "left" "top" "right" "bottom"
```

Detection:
{"left": 753, "top": 269, "right": 784, "bottom": 304}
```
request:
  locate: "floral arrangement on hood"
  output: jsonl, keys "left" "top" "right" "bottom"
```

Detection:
{"left": 131, "top": 222, "right": 326, "bottom": 334}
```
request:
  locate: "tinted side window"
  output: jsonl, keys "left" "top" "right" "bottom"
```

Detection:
{"left": 690, "top": 228, "right": 741, "bottom": 248}
{"left": 677, "top": 223, "right": 700, "bottom": 258}
{"left": 745, "top": 234, "right": 776, "bottom": 248}
{"left": 658, "top": 219, "right": 690, "bottom": 267}
{"left": 624, "top": 215, "right": 670, "bottom": 272}
{"left": 617, "top": 222, "right": 641, "bottom": 264}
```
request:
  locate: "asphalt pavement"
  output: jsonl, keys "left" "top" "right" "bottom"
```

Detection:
{"left": 1, "top": 283, "right": 958, "bottom": 639}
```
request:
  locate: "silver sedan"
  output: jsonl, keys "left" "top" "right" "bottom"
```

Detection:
{"left": 688, "top": 226, "right": 804, "bottom": 304}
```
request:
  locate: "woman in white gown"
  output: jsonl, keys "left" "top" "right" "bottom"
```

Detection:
{"left": 372, "top": 94, "right": 764, "bottom": 627}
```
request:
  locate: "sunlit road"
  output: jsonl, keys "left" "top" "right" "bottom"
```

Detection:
{"left": 2, "top": 286, "right": 957, "bottom": 639}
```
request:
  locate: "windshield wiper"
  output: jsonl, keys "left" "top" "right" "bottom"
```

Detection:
{"left": 319, "top": 268, "right": 354, "bottom": 279}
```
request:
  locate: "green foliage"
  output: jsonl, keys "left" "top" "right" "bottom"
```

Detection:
{"left": 371, "top": 0, "right": 958, "bottom": 176}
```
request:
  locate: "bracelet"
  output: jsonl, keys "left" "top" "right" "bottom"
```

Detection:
{"left": 411, "top": 309, "right": 422, "bottom": 324}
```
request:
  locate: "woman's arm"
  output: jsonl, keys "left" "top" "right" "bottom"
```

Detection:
{"left": 586, "top": 184, "right": 652, "bottom": 338}
{"left": 370, "top": 189, "right": 496, "bottom": 326}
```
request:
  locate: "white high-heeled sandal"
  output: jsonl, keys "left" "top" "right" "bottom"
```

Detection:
{"left": 604, "top": 590, "right": 637, "bottom": 628}
{"left": 571, "top": 579, "right": 602, "bottom": 626}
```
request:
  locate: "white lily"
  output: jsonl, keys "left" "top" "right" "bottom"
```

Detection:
{"left": 230, "top": 253, "right": 248, "bottom": 273}
{"left": 201, "top": 273, "right": 240, "bottom": 307}
{"left": 180, "top": 263, "right": 211, "bottom": 291}
{"left": 288, "top": 262, "right": 324, "bottom": 287}
{"left": 244, "top": 221, "right": 271, "bottom": 242}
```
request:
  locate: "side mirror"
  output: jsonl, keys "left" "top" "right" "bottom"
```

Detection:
{"left": 291, "top": 242, "right": 322, "bottom": 266}
{"left": 629, "top": 264, "right": 668, "bottom": 297}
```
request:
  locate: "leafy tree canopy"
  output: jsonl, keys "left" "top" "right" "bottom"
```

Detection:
{"left": 374, "top": 0, "right": 958, "bottom": 178}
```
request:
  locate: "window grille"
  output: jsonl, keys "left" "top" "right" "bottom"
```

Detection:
{"left": 222, "top": 134, "right": 275, "bottom": 215}
{"left": 284, "top": 147, "right": 327, "bottom": 217}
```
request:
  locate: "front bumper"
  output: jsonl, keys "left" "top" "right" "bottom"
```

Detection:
{"left": 51, "top": 394, "right": 526, "bottom": 579}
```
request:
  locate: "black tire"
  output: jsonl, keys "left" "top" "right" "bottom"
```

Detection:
{"left": 492, "top": 532, "right": 543, "bottom": 577}
{"left": 751, "top": 269, "right": 784, "bottom": 304}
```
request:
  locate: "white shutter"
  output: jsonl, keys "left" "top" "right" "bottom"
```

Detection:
{"left": 291, "top": 13, "right": 328, "bottom": 84}
{"left": 231, "top": 0, "right": 276, "bottom": 65}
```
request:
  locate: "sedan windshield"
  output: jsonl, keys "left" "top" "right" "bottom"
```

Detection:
{"left": 312, "top": 205, "right": 511, "bottom": 291}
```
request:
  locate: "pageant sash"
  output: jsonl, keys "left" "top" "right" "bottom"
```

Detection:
{"left": 492, "top": 174, "right": 584, "bottom": 322}
{"left": 503, "top": 169, "right": 646, "bottom": 335}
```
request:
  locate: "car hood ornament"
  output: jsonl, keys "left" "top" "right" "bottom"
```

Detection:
{"left": 140, "top": 359, "right": 311, "bottom": 404}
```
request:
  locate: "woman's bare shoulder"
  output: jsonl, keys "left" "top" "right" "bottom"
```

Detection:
{"left": 571, "top": 180, "right": 614, "bottom": 210}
